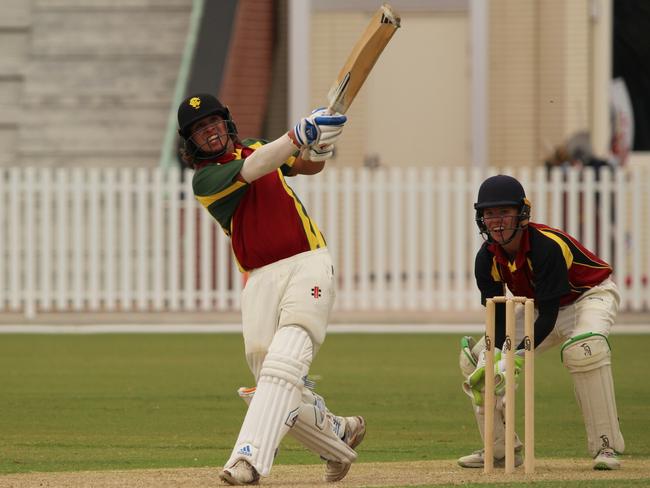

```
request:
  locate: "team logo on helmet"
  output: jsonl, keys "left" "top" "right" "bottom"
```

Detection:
{"left": 189, "top": 97, "right": 201, "bottom": 109}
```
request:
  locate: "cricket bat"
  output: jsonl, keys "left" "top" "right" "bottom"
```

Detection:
{"left": 327, "top": 3, "right": 401, "bottom": 114}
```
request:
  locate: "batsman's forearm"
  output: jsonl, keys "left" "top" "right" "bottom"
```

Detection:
{"left": 240, "top": 134, "right": 296, "bottom": 183}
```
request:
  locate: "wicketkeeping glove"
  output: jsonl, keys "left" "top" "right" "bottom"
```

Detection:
{"left": 493, "top": 348, "right": 525, "bottom": 397}
{"left": 461, "top": 348, "right": 525, "bottom": 405}
{"left": 462, "top": 348, "right": 489, "bottom": 406}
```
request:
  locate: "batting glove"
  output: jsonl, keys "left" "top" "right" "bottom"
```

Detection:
{"left": 301, "top": 143, "right": 335, "bottom": 162}
{"left": 290, "top": 110, "right": 347, "bottom": 149}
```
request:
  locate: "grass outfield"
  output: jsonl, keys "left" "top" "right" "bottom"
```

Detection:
{"left": 0, "top": 333, "right": 648, "bottom": 485}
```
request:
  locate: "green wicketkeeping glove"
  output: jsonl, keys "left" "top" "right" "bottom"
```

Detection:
{"left": 461, "top": 348, "right": 525, "bottom": 405}
{"left": 461, "top": 348, "right": 493, "bottom": 406}
{"left": 493, "top": 349, "right": 525, "bottom": 396}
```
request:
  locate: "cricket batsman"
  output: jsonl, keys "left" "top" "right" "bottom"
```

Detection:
{"left": 177, "top": 93, "right": 366, "bottom": 485}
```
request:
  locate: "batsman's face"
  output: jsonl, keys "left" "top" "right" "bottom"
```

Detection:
{"left": 483, "top": 206, "right": 519, "bottom": 244}
{"left": 190, "top": 115, "right": 233, "bottom": 154}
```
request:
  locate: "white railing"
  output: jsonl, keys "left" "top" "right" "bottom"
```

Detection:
{"left": 0, "top": 165, "right": 648, "bottom": 317}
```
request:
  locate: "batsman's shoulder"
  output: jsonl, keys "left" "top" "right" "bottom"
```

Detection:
{"left": 192, "top": 160, "right": 246, "bottom": 196}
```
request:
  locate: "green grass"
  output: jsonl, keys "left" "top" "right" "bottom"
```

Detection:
{"left": 0, "top": 333, "right": 648, "bottom": 479}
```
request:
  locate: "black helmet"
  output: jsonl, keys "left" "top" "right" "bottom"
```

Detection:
{"left": 177, "top": 93, "right": 238, "bottom": 161}
{"left": 474, "top": 175, "right": 529, "bottom": 210}
{"left": 474, "top": 175, "right": 531, "bottom": 242}
{"left": 178, "top": 93, "right": 231, "bottom": 137}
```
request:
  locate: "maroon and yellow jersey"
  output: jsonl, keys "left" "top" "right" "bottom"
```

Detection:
{"left": 475, "top": 222, "right": 612, "bottom": 306}
{"left": 192, "top": 138, "right": 326, "bottom": 271}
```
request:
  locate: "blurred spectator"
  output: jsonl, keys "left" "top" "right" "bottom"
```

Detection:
{"left": 544, "top": 131, "right": 612, "bottom": 176}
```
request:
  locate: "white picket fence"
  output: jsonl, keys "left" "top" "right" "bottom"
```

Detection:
{"left": 1, "top": 165, "right": 649, "bottom": 317}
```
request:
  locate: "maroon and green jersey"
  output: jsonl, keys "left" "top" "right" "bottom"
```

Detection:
{"left": 192, "top": 138, "right": 326, "bottom": 271}
{"left": 475, "top": 222, "right": 612, "bottom": 306}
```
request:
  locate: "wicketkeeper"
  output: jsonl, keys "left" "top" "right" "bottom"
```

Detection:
{"left": 177, "top": 93, "right": 366, "bottom": 485}
{"left": 459, "top": 174, "right": 625, "bottom": 470}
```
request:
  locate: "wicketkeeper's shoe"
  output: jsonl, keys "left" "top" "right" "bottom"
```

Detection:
{"left": 457, "top": 446, "right": 523, "bottom": 468}
{"left": 219, "top": 460, "right": 260, "bottom": 485}
{"left": 324, "top": 416, "right": 366, "bottom": 482}
{"left": 593, "top": 447, "right": 620, "bottom": 470}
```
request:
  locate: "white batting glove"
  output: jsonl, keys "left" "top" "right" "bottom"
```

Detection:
{"left": 300, "top": 143, "right": 335, "bottom": 162}
{"left": 290, "top": 109, "right": 347, "bottom": 149}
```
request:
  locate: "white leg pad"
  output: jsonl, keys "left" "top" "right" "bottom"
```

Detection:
{"left": 473, "top": 403, "right": 522, "bottom": 459}
{"left": 238, "top": 387, "right": 356, "bottom": 464}
{"left": 225, "top": 325, "right": 313, "bottom": 477}
{"left": 290, "top": 391, "right": 357, "bottom": 463}
{"left": 562, "top": 334, "right": 625, "bottom": 455}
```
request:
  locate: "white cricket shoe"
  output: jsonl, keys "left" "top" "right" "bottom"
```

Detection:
{"left": 219, "top": 459, "right": 260, "bottom": 485}
{"left": 457, "top": 447, "right": 523, "bottom": 468}
{"left": 593, "top": 447, "right": 620, "bottom": 470}
{"left": 324, "top": 416, "right": 366, "bottom": 482}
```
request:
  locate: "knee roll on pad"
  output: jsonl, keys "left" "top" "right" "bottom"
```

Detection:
{"left": 260, "top": 325, "right": 313, "bottom": 385}
{"left": 561, "top": 333, "right": 611, "bottom": 372}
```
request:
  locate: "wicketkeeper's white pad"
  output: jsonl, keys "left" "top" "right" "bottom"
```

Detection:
{"left": 562, "top": 333, "right": 625, "bottom": 455}
{"left": 238, "top": 386, "right": 357, "bottom": 464}
{"left": 472, "top": 401, "right": 522, "bottom": 459}
{"left": 225, "top": 325, "right": 313, "bottom": 477}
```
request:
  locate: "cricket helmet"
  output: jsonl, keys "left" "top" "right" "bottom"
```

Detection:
{"left": 177, "top": 93, "right": 238, "bottom": 159}
{"left": 474, "top": 175, "right": 531, "bottom": 241}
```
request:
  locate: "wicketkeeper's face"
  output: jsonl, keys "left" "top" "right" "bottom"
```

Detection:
{"left": 482, "top": 206, "right": 520, "bottom": 244}
{"left": 190, "top": 115, "right": 233, "bottom": 155}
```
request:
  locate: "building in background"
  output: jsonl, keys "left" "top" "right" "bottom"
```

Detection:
{"left": 0, "top": 0, "right": 646, "bottom": 169}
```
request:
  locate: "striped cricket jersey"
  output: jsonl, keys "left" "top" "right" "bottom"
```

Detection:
{"left": 192, "top": 138, "right": 326, "bottom": 271}
{"left": 475, "top": 222, "right": 612, "bottom": 306}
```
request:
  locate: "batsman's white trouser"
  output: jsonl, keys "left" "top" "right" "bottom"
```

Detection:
{"left": 241, "top": 248, "right": 335, "bottom": 374}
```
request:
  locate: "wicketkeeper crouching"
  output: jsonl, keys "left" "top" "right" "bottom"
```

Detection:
{"left": 458, "top": 175, "right": 625, "bottom": 471}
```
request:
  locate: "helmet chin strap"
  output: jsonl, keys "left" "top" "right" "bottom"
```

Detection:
{"left": 490, "top": 225, "right": 522, "bottom": 246}
{"left": 189, "top": 133, "right": 232, "bottom": 160}
{"left": 479, "top": 219, "right": 528, "bottom": 246}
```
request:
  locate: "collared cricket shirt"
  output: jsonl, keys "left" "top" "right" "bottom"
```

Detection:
{"left": 475, "top": 222, "right": 612, "bottom": 306}
{"left": 192, "top": 138, "right": 326, "bottom": 271}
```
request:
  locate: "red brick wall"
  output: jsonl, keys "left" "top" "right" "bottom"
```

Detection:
{"left": 219, "top": 0, "right": 275, "bottom": 139}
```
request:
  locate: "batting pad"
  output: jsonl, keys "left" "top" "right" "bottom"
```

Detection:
{"left": 226, "top": 325, "right": 313, "bottom": 477}
{"left": 562, "top": 333, "right": 625, "bottom": 455}
{"left": 237, "top": 387, "right": 356, "bottom": 464}
{"left": 290, "top": 402, "right": 357, "bottom": 463}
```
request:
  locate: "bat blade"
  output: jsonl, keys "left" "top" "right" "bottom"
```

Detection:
{"left": 327, "top": 3, "right": 401, "bottom": 114}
